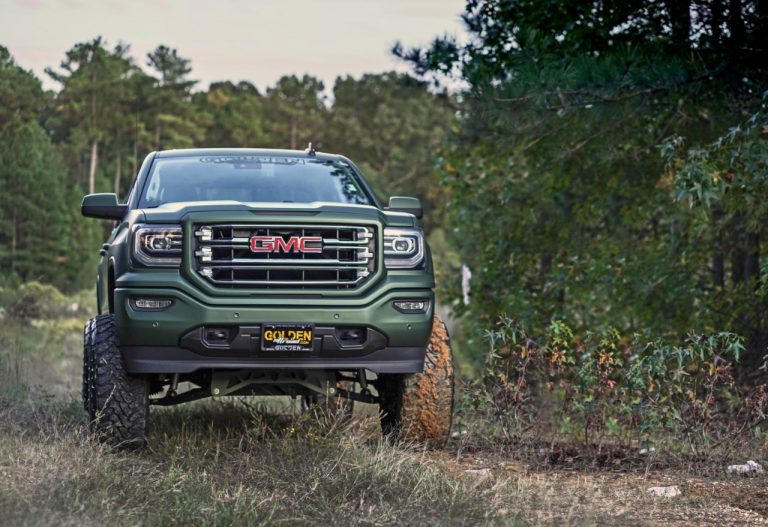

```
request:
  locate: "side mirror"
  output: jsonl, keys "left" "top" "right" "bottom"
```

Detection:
{"left": 81, "top": 193, "right": 128, "bottom": 220}
{"left": 386, "top": 196, "right": 423, "bottom": 219}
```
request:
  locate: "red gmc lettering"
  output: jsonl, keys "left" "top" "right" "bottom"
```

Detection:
{"left": 250, "top": 236, "right": 322, "bottom": 253}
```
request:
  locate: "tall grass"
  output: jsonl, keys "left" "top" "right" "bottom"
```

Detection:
{"left": 0, "top": 291, "right": 508, "bottom": 526}
{"left": 0, "top": 391, "right": 508, "bottom": 526}
{"left": 3, "top": 285, "right": 767, "bottom": 525}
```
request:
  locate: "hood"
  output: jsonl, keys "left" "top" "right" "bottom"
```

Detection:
{"left": 137, "top": 201, "right": 417, "bottom": 227}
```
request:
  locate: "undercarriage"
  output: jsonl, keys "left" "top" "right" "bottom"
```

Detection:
{"left": 147, "top": 369, "right": 379, "bottom": 406}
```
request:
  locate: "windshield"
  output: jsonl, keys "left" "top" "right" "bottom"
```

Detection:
{"left": 138, "top": 155, "right": 373, "bottom": 208}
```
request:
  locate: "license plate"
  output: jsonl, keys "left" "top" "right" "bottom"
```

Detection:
{"left": 261, "top": 324, "right": 314, "bottom": 352}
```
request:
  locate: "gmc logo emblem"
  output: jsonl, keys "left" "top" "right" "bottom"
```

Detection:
{"left": 250, "top": 235, "right": 323, "bottom": 253}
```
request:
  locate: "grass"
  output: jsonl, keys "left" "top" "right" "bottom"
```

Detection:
{"left": 1, "top": 295, "right": 768, "bottom": 525}
{"left": 0, "top": 395, "right": 506, "bottom": 526}
{"left": 0, "top": 312, "right": 507, "bottom": 526}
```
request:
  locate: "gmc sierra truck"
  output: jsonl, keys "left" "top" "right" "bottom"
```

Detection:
{"left": 81, "top": 147, "right": 454, "bottom": 448}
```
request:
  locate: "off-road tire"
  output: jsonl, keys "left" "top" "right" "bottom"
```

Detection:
{"left": 82, "top": 321, "right": 93, "bottom": 412}
{"left": 83, "top": 314, "right": 149, "bottom": 447}
{"left": 378, "top": 316, "right": 454, "bottom": 449}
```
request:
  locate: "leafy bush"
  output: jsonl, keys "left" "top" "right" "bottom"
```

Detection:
{"left": 0, "top": 281, "right": 88, "bottom": 321}
{"left": 459, "top": 316, "right": 767, "bottom": 455}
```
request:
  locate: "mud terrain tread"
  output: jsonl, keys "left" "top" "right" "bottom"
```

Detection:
{"left": 82, "top": 318, "right": 93, "bottom": 412}
{"left": 380, "top": 316, "right": 455, "bottom": 449}
{"left": 85, "top": 314, "right": 149, "bottom": 446}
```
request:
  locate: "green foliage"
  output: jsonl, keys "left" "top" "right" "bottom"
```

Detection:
{"left": 264, "top": 74, "right": 327, "bottom": 150}
{"left": 0, "top": 115, "right": 99, "bottom": 290}
{"left": 145, "top": 45, "right": 204, "bottom": 151}
{"left": 0, "top": 46, "right": 44, "bottom": 124}
{"left": 459, "top": 316, "right": 766, "bottom": 452}
{"left": 0, "top": 39, "right": 451, "bottom": 293}
{"left": 327, "top": 72, "right": 455, "bottom": 229}
{"left": 194, "top": 81, "right": 267, "bottom": 147}
{"left": 399, "top": 0, "right": 768, "bottom": 367}
{"left": 660, "top": 100, "right": 768, "bottom": 369}
{"left": 45, "top": 38, "right": 137, "bottom": 191}
{"left": 664, "top": 98, "right": 768, "bottom": 210}
{"left": 0, "top": 281, "right": 67, "bottom": 320}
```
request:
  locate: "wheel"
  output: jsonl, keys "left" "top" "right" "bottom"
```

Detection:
{"left": 83, "top": 314, "right": 149, "bottom": 447}
{"left": 82, "top": 320, "right": 93, "bottom": 412}
{"left": 378, "top": 316, "right": 455, "bottom": 449}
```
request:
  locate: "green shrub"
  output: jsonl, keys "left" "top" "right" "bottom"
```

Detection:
{"left": 459, "top": 316, "right": 767, "bottom": 454}
{"left": 0, "top": 281, "right": 73, "bottom": 321}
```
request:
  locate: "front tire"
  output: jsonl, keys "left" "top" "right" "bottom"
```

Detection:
{"left": 83, "top": 314, "right": 149, "bottom": 447}
{"left": 378, "top": 316, "right": 455, "bottom": 449}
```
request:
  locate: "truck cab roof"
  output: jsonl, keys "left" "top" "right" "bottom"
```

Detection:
{"left": 155, "top": 147, "right": 343, "bottom": 163}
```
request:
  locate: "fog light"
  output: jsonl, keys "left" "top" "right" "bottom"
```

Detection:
{"left": 393, "top": 300, "right": 429, "bottom": 314}
{"left": 131, "top": 298, "right": 174, "bottom": 311}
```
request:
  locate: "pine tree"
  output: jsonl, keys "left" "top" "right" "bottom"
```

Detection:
{"left": 0, "top": 45, "right": 44, "bottom": 126}
{"left": 327, "top": 72, "right": 454, "bottom": 229}
{"left": 46, "top": 38, "right": 136, "bottom": 194}
{"left": 145, "top": 45, "right": 204, "bottom": 149}
{"left": 0, "top": 116, "right": 75, "bottom": 286}
{"left": 264, "top": 75, "right": 327, "bottom": 149}
{"left": 194, "top": 81, "right": 266, "bottom": 147}
{"left": 396, "top": 0, "right": 768, "bottom": 365}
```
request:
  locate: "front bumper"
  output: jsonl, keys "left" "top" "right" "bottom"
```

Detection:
{"left": 113, "top": 275, "right": 434, "bottom": 374}
{"left": 122, "top": 345, "right": 427, "bottom": 374}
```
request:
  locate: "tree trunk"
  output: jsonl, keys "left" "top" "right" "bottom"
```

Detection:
{"left": 10, "top": 211, "right": 16, "bottom": 272}
{"left": 712, "top": 204, "right": 724, "bottom": 288}
{"left": 744, "top": 231, "right": 759, "bottom": 282}
{"left": 540, "top": 252, "right": 552, "bottom": 275}
{"left": 114, "top": 152, "right": 122, "bottom": 198}
{"left": 759, "top": 0, "right": 768, "bottom": 36}
{"left": 728, "top": 0, "right": 744, "bottom": 55}
{"left": 730, "top": 211, "right": 745, "bottom": 285}
{"left": 155, "top": 119, "right": 161, "bottom": 151}
{"left": 741, "top": 230, "right": 762, "bottom": 376}
{"left": 89, "top": 79, "right": 98, "bottom": 193}
{"left": 133, "top": 111, "right": 140, "bottom": 174}
{"left": 711, "top": 0, "right": 723, "bottom": 47}
{"left": 79, "top": 152, "right": 86, "bottom": 189}
{"left": 290, "top": 117, "right": 297, "bottom": 150}
{"left": 665, "top": 0, "right": 691, "bottom": 50}
{"left": 731, "top": 247, "right": 745, "bottom": 285}
{"left": 88, "top": 139, "right": 98, "bottom": 194}
{"left": 132, "top": 139, "right": 138, "bottom": 180}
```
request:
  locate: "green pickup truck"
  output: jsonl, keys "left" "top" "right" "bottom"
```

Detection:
{"left": 81, "top": 147, "right": 454, "bottom": 448}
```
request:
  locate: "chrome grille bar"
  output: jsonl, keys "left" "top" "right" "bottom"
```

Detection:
{"left": 200, "top": 260, "right": 368, "bottom": 267}
{"left": 193, "top": 223, "right": 376, "bottom": 289}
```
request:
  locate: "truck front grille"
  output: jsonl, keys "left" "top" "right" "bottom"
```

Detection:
{"left": 193, "top": 224, "right": 376, "bottom": 289}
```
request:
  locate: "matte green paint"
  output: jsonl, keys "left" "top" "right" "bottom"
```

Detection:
{"left": 92, "top": 148, "right": 436, "bottom": 354}
{"left": 387, "top": 196, "right": 423, "bottom": 218}
{"left": 82, "top": 193, "right": 120, "bottom": 208}
{"left": 81, "top": 193, "right": 128, "bottom": 220}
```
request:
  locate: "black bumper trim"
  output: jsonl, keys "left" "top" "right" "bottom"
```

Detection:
{"left": 121, "top": 346, "right": 426, "bottom": 374}
{"left": 179, "top": 324, "right": 388, "bottom": 357}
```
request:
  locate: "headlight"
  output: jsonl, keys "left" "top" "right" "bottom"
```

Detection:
{"left": 132, "top": 224, "right": 182, "bottom": 267}
{"left": 384, "top": 227, "right": 425, "bottom": 269}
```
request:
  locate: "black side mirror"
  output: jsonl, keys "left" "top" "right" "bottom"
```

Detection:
{"left": 81, "top": 193, "right": 128, "bottom": 220}
{"left": 386, "top": 196, "right": 423, "bottom": 219}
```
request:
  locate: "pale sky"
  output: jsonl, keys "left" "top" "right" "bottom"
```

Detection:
{"left": 0, "top": 0, "right": 467, "bottom": 92}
